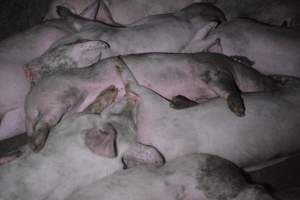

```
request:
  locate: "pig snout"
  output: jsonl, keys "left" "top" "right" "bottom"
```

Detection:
{"left": 29, "top": 121, "right": 50, "bottom": 152}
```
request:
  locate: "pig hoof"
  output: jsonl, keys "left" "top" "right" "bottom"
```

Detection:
{"left": 29, "top": 132, "right": 49, "bottom": 153}
{"left": 170, "top": 95, "right": 198, "bottom": 109}
{"left": 227, "top": 93, "right": 245, "bottom": 117}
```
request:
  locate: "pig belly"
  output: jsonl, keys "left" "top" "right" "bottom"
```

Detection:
{"left": 137, "top": 93, "right": 300, "bottom": 170}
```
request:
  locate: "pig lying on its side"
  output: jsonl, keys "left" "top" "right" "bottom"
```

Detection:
{"left": 67, "top": 153, "right": 276, "bottom": 200}
{"left": 0, "top": 1, "right": 107, "bottom": 141}
{"left": 45, "top": 0, "right": 219, "bottom": 25}
{"left": 198, "top": 18, "right": 300, "bottom": 77}
{"left": 46, "top": 0, "right": 300, "bottom": 27}
{"left": 41, "top": 3, "right": 225, "bottom": 61}
{"left": 0, "top": 97, "right": 164, "bottom": 200}
{"left": 25, "top": 52, "right": 280, "bottom": 151}
{"left": 97, "top": 75, "right": 300, "bottom": 171}
{"left": 214, "top": 0, "right": 300, "bottom": 27}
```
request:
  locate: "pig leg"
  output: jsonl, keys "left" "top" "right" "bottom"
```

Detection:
{"left": 181, "top": 22, "right": 219, "bottom": 53}
{"left": 170, "top": 95, "right": 198, "bottom": 109}
{"left": 97, "top": 0, "right": 122, "bottom": 26}
{"left": 202, "top": 70, "right": 245, "bottom": 117}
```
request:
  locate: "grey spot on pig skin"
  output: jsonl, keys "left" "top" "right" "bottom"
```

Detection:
{"left": 199, "top": 69, "right": 212, "bottom": 82}
{"left": 59, "top": 87, "right": 85, "bottom": 110}
{"left": 197, "top": 156, "right": 248, "bottom": 200}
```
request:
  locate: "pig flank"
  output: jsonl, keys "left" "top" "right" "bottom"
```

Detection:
{"left": 66, "top": 154, "right": 276, "bottom": 200}
{"left": 121, "top": 77, "right": 300, "bottom": 170}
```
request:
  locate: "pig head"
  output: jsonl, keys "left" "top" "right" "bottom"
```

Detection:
{"left": 0, "top": 0, "right": 106, "bottom": 141}
{"left": 0, "top": 96, "right": 163, "bottom": 200}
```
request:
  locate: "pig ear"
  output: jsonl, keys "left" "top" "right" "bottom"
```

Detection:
{"left": 65, "top": 39, "right": 110, "bottom": 67}
{"left": 85, "top": 126, "right": 117, "bottom": 158}
{"left": 79, "top": 0, "right": 100, "bottom": 20}
{"left": 181, "top": 21, "right": 219, "bottom": 52}
{"left": 122, "top": 143, "right": 165, "bottom": 169}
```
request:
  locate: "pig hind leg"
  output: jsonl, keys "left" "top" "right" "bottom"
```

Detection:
{"left": 202, "top": 70, "right": 245, "bottom": 117}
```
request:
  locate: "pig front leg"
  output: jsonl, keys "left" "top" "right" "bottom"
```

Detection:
{"left": 177, "top": 68, "right": 245, "bottom": 116}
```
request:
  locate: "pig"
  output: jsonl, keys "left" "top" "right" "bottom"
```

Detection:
{"left": 274, "top": 187, "right": 300, "bottom": 200}
{"left": 45, "top": 0, "right": 300, "bottom": 27}
{"left": 97, "top": 75, "right": 300, "bottom": 171}
{"left": 24, "top": 52, "right": 280, "bottom": 151}
{"left": 0, "top": 1, "right": 106, "bottom": 141}
{"left": 66, "top": 153, "right": 276, "bottom": 200}
{"left": 45, "top": 0, "right": 218, "bottom": 25}
{"left": 0, "top": 99, "right": 164, "bottom": 200}
{"left": 214, "top": 0, "right": 300, "bottom": 27}
{"left": 196, "top": 18, "right": 300, "bottom": 77}
{"left": 41, "top": 3, "right": 225, "bottom": 61}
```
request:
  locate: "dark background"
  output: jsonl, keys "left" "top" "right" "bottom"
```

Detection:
{"left": 0, "top": 0, "right": 52, "bottom": 40}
